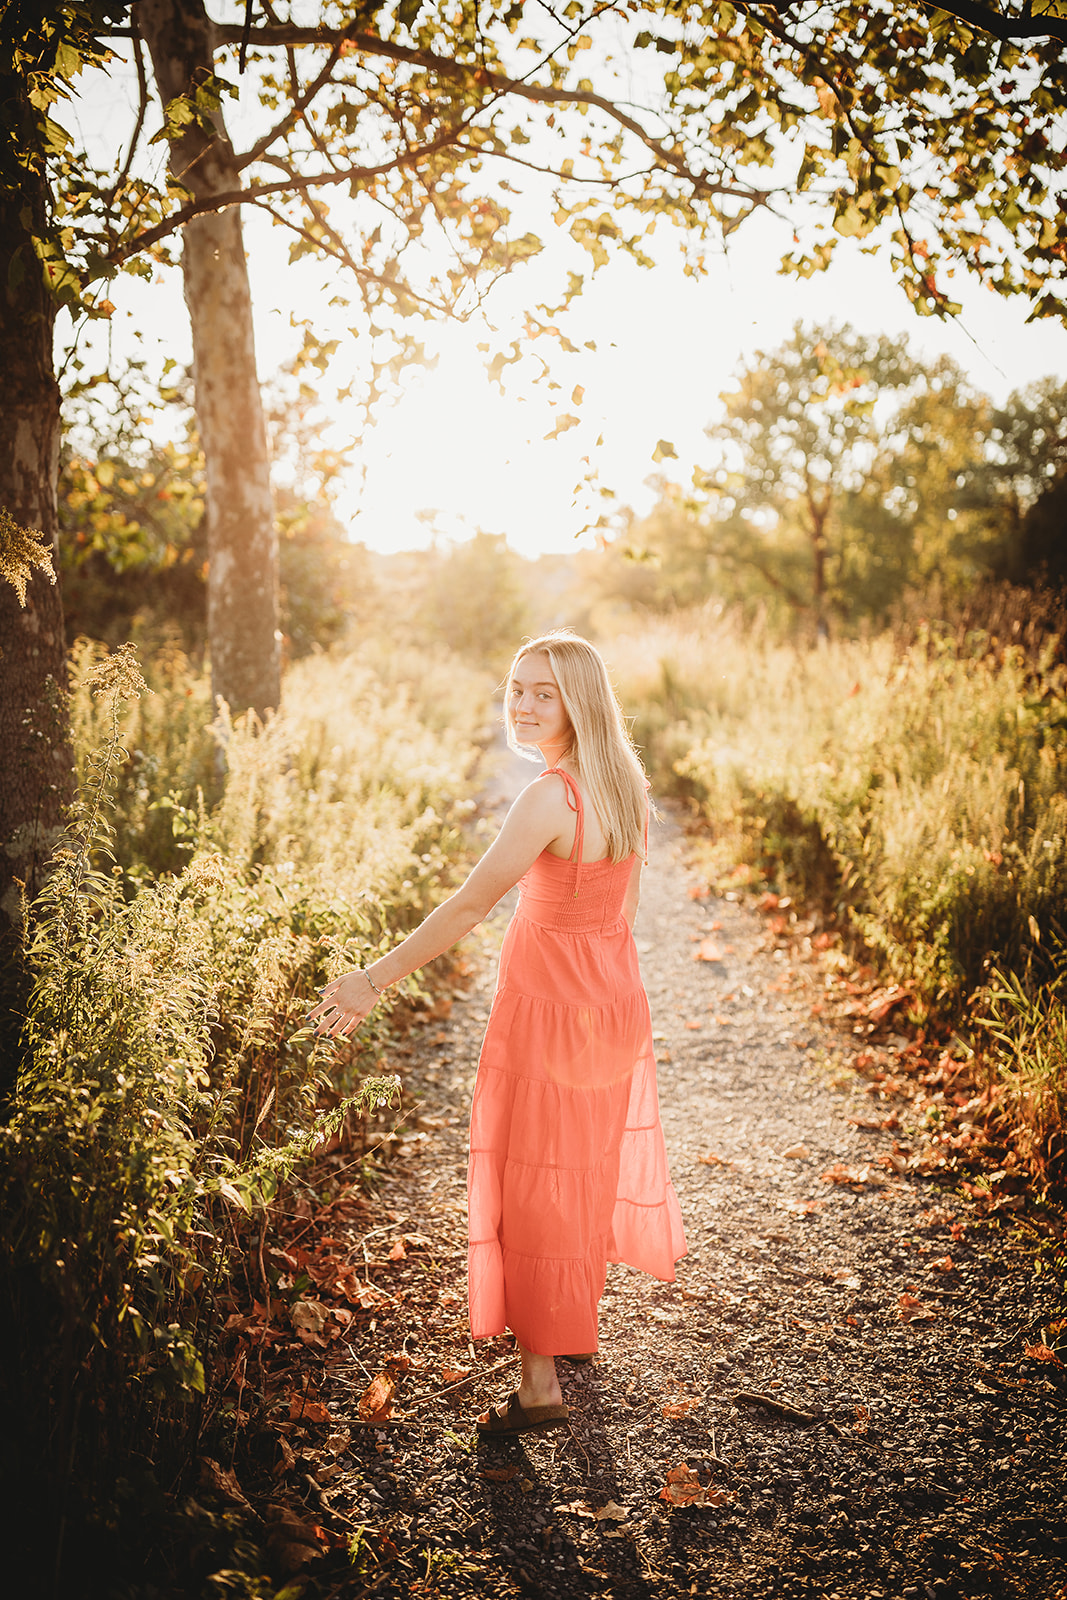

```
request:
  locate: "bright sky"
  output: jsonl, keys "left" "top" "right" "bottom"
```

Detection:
{"left": 66, "top": 37, "right": 1067, "bottom": 562}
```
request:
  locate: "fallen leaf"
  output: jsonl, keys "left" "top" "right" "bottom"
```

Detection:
{"left": 441, "top": 1366, "right": 470, "bottom": 1384}
{"left": 830, "top": 1266, "right": 862, "bottom": 1289}
{"left": 693, "top": 939, "right": 723, "bottom": 962}
{"left": 291, "top": 1298, "right": 330, "bottom": 1346}
{"left": 853, "top": 1405, "right": 871, "bottom": 1434}
{"left": 663, "top": 1397, "right": 700, "bottom": 1419}
{"left": 782, "top": 1143, "right": 811, "bottom": 1160}
{"left": 898, "top": 1292, "right": 937, "bottom": 1323}
{"left": 698, "top": 1151, "right": 735, "bottom": 1168}
{"left": 557, "top": 1500, "right": 595, "bottom": 1519}
{"left": 199, "top": 1456, "right": 253, "bottom": 1512}
{"left": 289, "top": 1392, "right": 331, "bottom": 1424}
{"left": 594, "top": 1501, "right": 628, "bottom": 1521}
{"left": 1023, "top": 1343, "right": 1063, "bottom": 1366}
{"left": 929, "top": 1256, "right": 954, "bottom": 1273}
{"left": 684, "top": 1019, "right": 703, "bottom": 1030}
{"left": 777, "top": 1198, "right": 825, "bottom": 1216}
{"left": 659, "top": 1462, "right": 729, "bottom": 1508}
{"left": 357, "top": 1369, "right": 397, "bottom": 1423}
{"left": 264, "top": 1504, "right": 326, "bottom": 1576}
{"left": 388, "top": 1238, "right": 407, "bottom": 1260}
{"left": 480, "top": 1464, "right": 519, "bottom": 1482}
{"left": 820, "top": 1163, "right": 882, "bottom": 1187}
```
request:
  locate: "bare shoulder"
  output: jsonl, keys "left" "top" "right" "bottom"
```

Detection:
{"left": 505, "top": 771, "right": 569, "bottom": 829}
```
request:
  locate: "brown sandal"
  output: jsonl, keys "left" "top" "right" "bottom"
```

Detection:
{"left": 476, "top": 1391, "right": 570, "bottom": 1436}
{"left": 560, "top": 1353, "right": 595, "bottom": 1364}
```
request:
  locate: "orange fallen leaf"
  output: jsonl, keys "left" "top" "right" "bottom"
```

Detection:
{"left": 289, "top": 1392, "right": 331, "bottom": 1424}
{"left": 777, "top": 1198, "right": 825, "bottom": 1216}
{"left": 358, "top": 1369, "right": 397, "bottom": 1423}
{"left": 698, "top": 1151, "right": 735, "bottom": 1168}
{"left": 659, "top": 1462, "right": 729, "bottom": 1508}
{"left": 441, "top": 1365, "right": 470, "bottom": 1384}
{"left": 782, "top": 1143, "right": 811, "bottom": 1160}
{"left": 684, "top": 1019, "right": 703, "bottom": 1030}
{"left": 1024, "top": 1343, "right": 1063, "bottom": 1366}
{"left": 929, "top": 1256, "right": 954, "bottom": 1273}
{"left": 388, "top": 1238, "right": 407, "bottom": 1260}
{"left": 480, "top": 1464, "right": 519, "bottom": 1482}
{"left": 693, "top": 939, "right": 723, "bottom": 962}
{"left": 662, "top": 1397, "right": 700, "bottom": 1419}
{"left": 898, "top": 1292, "right": 937, "bottom": 1324}
{"left": 820, "top": 1163, "right": 882, "bottom": 1186}
{"left": 687, "top": 884, "right": 710, "bottom": 900}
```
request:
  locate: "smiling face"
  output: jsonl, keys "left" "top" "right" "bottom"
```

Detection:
{"left": 508, "top": 651, "right": 572, "bottom": 760}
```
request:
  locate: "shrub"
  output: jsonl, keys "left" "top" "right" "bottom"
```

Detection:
{"left": 0, "top": 638, "right": 491, "bottom": 1582}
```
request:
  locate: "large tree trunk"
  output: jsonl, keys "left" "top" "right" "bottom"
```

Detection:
{"left": 0, "top": 69, "right": 75, "bottom": 1074}
{"left": 138, "top": 0, "right": 280, "bottom": 720}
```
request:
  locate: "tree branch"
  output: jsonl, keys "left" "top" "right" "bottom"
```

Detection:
{"left": 104, "top": 122, "right": 472, "bottom": 262}
{"left": 246, "top": 197, "right": 448, "bottom": 315}
{"left": 237, "top": 39, "right": 345, "bottom": 170}
{"left": 212, "top": 21, "right": 772, "bottom": 208}
{"left": 920, "top": 1, "right": 1067, "bottom": 44}
{"left": 113, "top": 26, "right": 149, "bottom": 196}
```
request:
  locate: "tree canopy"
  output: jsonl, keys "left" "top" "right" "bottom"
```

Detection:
{"left": 8, "top": 0, "right": 1067, "bottom": 362}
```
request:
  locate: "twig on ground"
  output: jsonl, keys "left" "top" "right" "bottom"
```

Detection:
{"left": 733, "top": 1390, "right": 817, "bottom": 1424}
{"left": 406, "top": 1354, "right": 516, "bottom": 1410}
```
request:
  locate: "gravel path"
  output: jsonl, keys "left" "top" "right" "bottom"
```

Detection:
{"left": 317, "top": 766, "right": 1067, "bottom": 1600}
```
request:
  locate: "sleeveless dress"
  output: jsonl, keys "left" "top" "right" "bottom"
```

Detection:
{"left": 467, "top": 768, "right": 687, "bottom": 1356}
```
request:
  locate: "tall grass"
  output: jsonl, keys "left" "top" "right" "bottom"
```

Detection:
{"left": 0, "top": 638, "right": 491, "bottom": 1588}
{"left": 606, "top": 607, "right": 1067, "bottom": 1183}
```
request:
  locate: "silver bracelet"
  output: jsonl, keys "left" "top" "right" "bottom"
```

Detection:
{"left": 362, "top": 968, "right": 385, "bottom": 998}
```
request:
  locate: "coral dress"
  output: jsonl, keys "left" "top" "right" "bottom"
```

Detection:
{"left": 467, "top": 768, "right": 686, "bottom": 1355}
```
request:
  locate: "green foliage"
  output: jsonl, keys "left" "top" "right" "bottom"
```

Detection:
{"left": 609, "top": 603, "right": 1067, "bottom": 1011}
{"left": 976, "top": 952, "right": 1067, "bottom": 1186}
{"left": 58, "top": 356, "right": 382, "bottom": 657}
{"left": 0, "top": 635, "right": 489, "bottom": 1569}
{"left": 610, "top": 596, "right": 1067, "bottom": 1184}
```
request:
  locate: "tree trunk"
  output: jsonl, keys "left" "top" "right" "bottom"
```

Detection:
{"left": 0, "top": 68, "right": 75, "bottom": 1074}
{"left": 138, "top": 0, "right": 280, "bottom": 720}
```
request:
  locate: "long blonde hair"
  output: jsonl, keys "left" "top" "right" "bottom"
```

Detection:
{"left": 505, "top": 630, "right": 649, "bottom": 863}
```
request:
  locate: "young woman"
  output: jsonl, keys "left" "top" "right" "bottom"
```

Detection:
{"left": 308, "top": 631, "right": 686, "bottom": 1435}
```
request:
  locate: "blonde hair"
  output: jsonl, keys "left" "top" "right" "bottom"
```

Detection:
{"left": 504, "top": 630, "right": 649, "bottom": 863}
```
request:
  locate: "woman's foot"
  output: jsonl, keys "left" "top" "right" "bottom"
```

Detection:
{"left": 515, "top": 1343, "right": 562, "bottom": 1410}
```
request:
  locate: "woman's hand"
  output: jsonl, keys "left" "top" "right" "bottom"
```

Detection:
{"left": 306, "top": 969, "right": 380, "bottom": 1037}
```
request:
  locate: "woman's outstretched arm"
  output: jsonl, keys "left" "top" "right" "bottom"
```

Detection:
{"left": 307, "top": 776, "right": 566, "bottom": 1037}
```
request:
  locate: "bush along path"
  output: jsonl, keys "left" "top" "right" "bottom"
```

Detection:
{"left": 216, "top": 802, "right": 1067, "bottom": 1600}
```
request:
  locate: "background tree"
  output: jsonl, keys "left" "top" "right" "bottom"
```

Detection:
{"left": 695, "top": 322, "right": 919, "bottom": 637}
{"left": 414, "top": 530, "right": 530, "bottom": 670}
{"left": 986, "top": 377, "right": 1067, "bottom": 582}
{"left": 599, "top": 343, "right": 1067, "bottom": 629}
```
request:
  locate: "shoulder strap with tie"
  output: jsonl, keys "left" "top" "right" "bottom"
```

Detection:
{"left": 541, "top": 766, "right": 584, "bottom": 898}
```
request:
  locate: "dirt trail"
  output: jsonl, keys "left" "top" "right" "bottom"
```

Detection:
{"left": 325, "top": 762, "right": 1067, "bottom": 1600}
